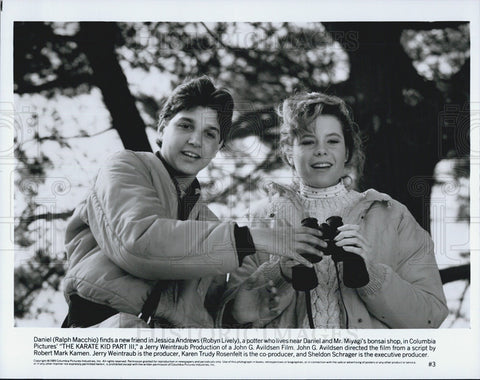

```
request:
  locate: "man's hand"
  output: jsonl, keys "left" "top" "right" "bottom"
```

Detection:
{"left": 232, "top": 275, "right": 293, "bottom": 325}
{"left": 249, "top": 226, "right": 325, "bottom": 267}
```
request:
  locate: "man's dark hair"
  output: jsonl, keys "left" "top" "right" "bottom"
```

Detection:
{"left": 157, "top": 76, "right": 234, "bottom": 145}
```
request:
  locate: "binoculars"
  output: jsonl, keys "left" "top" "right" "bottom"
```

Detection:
{"left": 291, "top": 216, "right": 370, "bottom": 291}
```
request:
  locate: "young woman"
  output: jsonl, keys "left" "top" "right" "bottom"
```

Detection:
{"left": 62, "top": 77, "right": 322, "bottom": 328}
{"left": 218, "top": 92, "right": 448, "bottom": 329}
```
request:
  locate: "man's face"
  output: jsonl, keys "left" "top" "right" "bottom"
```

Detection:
{"left": 159, "top": 107, "right": 222, "bottom": 176}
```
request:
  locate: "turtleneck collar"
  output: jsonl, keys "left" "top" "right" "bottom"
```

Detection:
{"left": 299, "top": 180, "right": 348, "bottom": 199}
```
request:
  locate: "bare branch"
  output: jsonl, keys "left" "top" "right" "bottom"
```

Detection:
{"left": 440, "top": 264, "right": 470, "bottom": 284}
{"left": 21, "top": 127, "right": 114, "bottom": 146}
{"left": 449, "top": 280, "right": 470, "bottom": 328}
{"left": 15, "top": 73, "right": 94, "bottom": 95}
{"left": 17, "top": 210, "right": 74, "bottom": 228}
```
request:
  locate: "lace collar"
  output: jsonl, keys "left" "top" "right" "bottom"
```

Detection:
{"left": 299, "top": 180, "right": 348, "bottom": 199}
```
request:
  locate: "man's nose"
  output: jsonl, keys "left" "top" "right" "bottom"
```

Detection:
{"left": 187, "top": 132, "right": 202, "bottom": 146}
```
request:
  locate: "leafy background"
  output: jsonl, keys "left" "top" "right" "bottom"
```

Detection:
{"left": 13, "top": 22, "right": 470, "bottom": 327}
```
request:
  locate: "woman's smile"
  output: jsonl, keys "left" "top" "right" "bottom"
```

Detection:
{"left": 292, "top": 114, "right": 348, "bottom": 188}
{"left": 310, "top": 161, "right": 333, "bottom": 169}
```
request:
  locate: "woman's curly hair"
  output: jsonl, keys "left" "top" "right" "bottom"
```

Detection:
{"left": 278, "top": 92, "right": 365, "bottom": 187}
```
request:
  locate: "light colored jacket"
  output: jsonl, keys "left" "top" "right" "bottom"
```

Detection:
{"left": 63, "top": 150, "right": 239, "bottom": 327}
{"left": 217, "top": 185, "right": 448, "bottom": 328}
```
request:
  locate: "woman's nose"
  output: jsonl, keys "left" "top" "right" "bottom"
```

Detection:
{"left": 314, "top": 143, "right": 327, "bottom": 156}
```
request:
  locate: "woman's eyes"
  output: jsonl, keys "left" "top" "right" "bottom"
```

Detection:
{"left": 299, "top": 139, "right": 341, "bottom": 145}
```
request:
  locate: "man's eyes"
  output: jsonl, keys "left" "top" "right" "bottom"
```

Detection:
{"left": 205, "top": 131, "right": 218, "bottom": 139}
{"left": 177, "top": 123, "right": 218, "bottom": 140}
{"left": 178, "top": 122, "right": 192, "bottom": 129}
{"left": 300, "top": 140, "right": 314, "bottom": 145}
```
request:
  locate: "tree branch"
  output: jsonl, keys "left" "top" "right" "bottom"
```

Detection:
{"left": 17, "top": 210, "right": 74, "bottom": 228}
{"left": 21, "top": 127, "right": 114, "bottom": 146}
{"left": 15, "top": 265, "right": 64, "bottom": 319}
{"left": 77, "top": 22, "right": 151, "bottom": 152}
{"left": 15, "top": 73, "right": 94, "bottom": 95}
{"left": 440, "top": 264, "right": 470, "bottom": 284}
{"left": 449, "top": 280, "right": 470, "bottom": 327}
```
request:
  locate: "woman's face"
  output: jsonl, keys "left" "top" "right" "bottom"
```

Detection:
{"left": 160, "top": 106, "right": 222, "bottom": 176}
{"left": 292, "top": 114, "right": 348, "bottom": 188}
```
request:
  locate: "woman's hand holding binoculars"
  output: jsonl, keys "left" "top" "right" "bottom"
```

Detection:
{"left": 334, "top": 224, "right": 371, "bottom": 263}
{"left": 290, "top": 217, "right": 371, "bottom": 290}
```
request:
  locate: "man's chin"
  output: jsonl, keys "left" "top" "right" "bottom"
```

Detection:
{"left": 176, "top": 164, "right": 202, "bottom": 176}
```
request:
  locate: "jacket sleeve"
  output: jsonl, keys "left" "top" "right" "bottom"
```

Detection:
{"left": 204, "top": 274, "right": 227, "bottom": 319}
{"left": 83, "top": 150, "right": 239, "bottom": 280}
{"left": 216, "top": 202, "right": 296, "bottom": 327}
{"left": 357, "top": 203, "right": 448, "bottom": 328}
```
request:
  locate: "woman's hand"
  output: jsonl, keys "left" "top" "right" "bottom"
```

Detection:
{"left": 231, "top": 277, "right": 293, "bottom": 325}
{"left": 249, "top": 227, "right": 326, "bottom": 267}
{"left": 334, "top": 224, "right": 371, "bottom": 262}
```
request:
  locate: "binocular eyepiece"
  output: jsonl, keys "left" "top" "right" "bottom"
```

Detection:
{"left": 291, "top": 216, "right": 370, "bottom": 291}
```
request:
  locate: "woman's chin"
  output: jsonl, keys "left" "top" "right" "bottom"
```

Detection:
{"left": 304, "top": 180, "right": 339, "bottom": 189}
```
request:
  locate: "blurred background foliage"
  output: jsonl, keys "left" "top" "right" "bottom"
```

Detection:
{"left": 13, "top": 22, "right": 470, "bottom": 326}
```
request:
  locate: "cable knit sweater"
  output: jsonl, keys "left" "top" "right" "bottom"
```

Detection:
{"left": 297, "top": 181, "right": 362, "bottom": 328}
{"left": 218, "top": 181, "right": 448, "bottom": 329}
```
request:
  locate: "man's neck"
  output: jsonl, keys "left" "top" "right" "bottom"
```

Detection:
{"left": 175, "top": 175, "right": 195, "bottom": 194}
{"left": 155, "top": 151, "right": 197, "bottom": 195}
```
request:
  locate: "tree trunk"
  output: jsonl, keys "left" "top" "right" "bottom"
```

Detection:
{"left": 77, "top": 22, "right": 152, "bottom": 152}
{"left": 322, "top": 22, "right": 467, "bottom": 230}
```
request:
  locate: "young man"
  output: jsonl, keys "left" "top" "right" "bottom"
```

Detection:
{"left": 62, "top": 76, "right": 323, "bottom": 328}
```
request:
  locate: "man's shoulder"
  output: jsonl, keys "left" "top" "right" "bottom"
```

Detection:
{"left": 103, "top": 150, "right": 167, "bottom": 174}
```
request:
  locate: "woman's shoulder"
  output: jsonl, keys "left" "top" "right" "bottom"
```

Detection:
{"left": 250, "top": 182, "right": 303, "bottom": 218}
{"left": 359, "top": 188, "right": 412, "bottom": 218}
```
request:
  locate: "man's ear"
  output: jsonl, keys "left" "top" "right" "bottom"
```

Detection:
{"left": 156, "top": 123, "right": 165, "bottom": 148}
{"left": 284, "top": 146, "right": 294, "bottom": 167}
{"left": 157, "top": 125, "right": 164, "bottom": 138}
{"left": 214, "top": 140, "right": 222, "bottom": 155}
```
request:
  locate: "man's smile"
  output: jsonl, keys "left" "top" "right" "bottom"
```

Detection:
{"left": 181, "top": 150, "right": 201, "bottom": 159}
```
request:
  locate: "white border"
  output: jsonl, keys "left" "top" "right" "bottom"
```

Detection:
{"left": 1, "top": 0, "right": 479, "bottom": 378}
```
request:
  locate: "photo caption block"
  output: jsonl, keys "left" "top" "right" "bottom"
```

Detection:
{"left": 31, "top": 332, "right": 439, "bottom": 368}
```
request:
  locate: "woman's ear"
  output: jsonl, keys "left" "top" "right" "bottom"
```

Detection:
{"left": 345, "top": 148, "right": 350, "bottom": 163}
